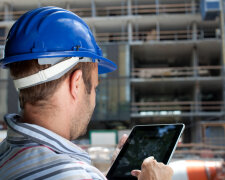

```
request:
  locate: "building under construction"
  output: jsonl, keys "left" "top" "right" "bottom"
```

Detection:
{"left": 0, "top": 0, "right": 225, "bottom": 147}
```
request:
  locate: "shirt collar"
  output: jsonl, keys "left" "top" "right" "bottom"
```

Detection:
{"left": 4, "top": 113, "right": 91, "bottom": 164}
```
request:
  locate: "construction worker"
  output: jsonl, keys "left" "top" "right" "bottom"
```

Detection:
{"left": 0, "top": 7, "right": 173, "bottom": 180}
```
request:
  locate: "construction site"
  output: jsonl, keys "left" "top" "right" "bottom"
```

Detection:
{"left": 0, "top": 0, "right": 225, "bottom": 179}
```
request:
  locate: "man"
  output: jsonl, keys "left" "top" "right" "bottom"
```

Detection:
{"left": 0, "top": 7, "right": 173, "bottom": 180}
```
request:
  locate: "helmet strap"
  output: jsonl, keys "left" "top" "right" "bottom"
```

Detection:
{"left": 14, "top": 57, "right": 93, "bottom": 91}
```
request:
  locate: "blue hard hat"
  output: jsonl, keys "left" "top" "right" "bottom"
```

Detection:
{"left": 0, "top": 6, "right": 117, "bottom": 74}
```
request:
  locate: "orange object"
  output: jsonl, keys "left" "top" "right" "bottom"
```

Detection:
{"left": 170, "top": 160, "right": 223, "bottom": 180}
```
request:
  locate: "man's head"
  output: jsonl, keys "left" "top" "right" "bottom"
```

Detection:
{"left": 0, "top": 6, "right": 116, "bottom": 140}
{"left": 10, "top": 59, "right": 98, "bottom": 140}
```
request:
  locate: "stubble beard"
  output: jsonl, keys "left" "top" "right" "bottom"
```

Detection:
{"left": 80, "top": 102, "right": 95, "bottom": 136}
{"left": 70, "top": 94, "right": 95, "bottom": 140}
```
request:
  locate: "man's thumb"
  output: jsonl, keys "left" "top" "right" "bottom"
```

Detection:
{"left": 131, "top": 170, "right": 141, "bottom": 177}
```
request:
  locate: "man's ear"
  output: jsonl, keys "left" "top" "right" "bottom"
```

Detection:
{"left": 70, "top": 69, "right": 83, "bottom": 100}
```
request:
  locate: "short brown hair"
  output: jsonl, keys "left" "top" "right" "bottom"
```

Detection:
{"left": 9, "top": 59, "right": 96, "bottom": 109}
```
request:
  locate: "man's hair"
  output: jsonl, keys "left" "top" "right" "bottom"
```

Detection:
{"left": 9, "top": 59, "right": 96, "bottom": 109}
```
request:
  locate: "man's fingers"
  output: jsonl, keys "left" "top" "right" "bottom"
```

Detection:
{"left": 144, "top": 156, "right": 155, "bottom": 161}
{"left": 142, "top": 156, "right": 155, "bottom": 166}
{"left": 131, "top": 170, "right": 141, "bottom": 177}
{"left": 142, "top": 157, "right": 174, "bottom": 176}
{"left": 117, "top": 134, "right": 128, "bottom": 149}
{"left": 131, "top": 157, "right": 173, "bottom": 180}
{"left": 142, "top": 156, "right": 155, "bottom": 170}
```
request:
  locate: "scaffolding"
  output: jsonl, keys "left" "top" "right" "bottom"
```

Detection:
{"left": 0, "top": 0, "right": 224, "bottom": 144}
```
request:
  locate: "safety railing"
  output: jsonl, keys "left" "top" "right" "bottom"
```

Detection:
{"left": 0, "top": 11, "right": 6, "bottom": 21}
{"left": 132, "top": 3, "right": 199, "bottom": 15}
{"left": 0, "top": 3, "right": 199, "bottom": 20}
{"left": 203, "top": 137, "right": 225, "bottom": 146}
{"left": 96, "top": 3, "right": 198, "bottom": 16}
{"left": 94, "top": 29, "right": 218, "bottom": 43}
{"left": 134, "top": 29, "right": 218, "bottom": 41}
{"left": 133, "top": 30, "right": 193, "bottom": 41}
{"left": 175, "top": 143, "right": 225, "bottom": 157}
{"left": 95, "top": 32, "right": 129, "bottom": 42}
{"left": 96, "top": 6, "right": 128, "bottom": 16}
{"left": 70, "top": 8, "right": 92, "bottom": 17}
{"left": 131, "top": 101, "right": 224, "bottom": 113}
{"left": 198, "top": 29, "right": 219, "bottom": 39}
{"left": 131, "top": 66, "right": 222, "bottom": 78}
{"left": 177, "top": 143, "right": 225, "bottom": 149}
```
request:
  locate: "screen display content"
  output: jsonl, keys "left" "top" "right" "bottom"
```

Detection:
{"left": 107, "top": 124, "right": 184, "bottom": 180}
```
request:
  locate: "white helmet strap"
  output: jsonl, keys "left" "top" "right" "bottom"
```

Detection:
{"left": 14, "top": 57, "right": 93, "bottom": 91}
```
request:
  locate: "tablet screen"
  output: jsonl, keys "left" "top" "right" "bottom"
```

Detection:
{"left": 106, "top": 124, "right": 184, "bottom": 180}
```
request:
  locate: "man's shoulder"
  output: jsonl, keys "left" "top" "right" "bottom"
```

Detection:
{"left": 36, "top": 160, "right": 104, "bottom": 180}
{"left": 11, "top": 161, "right": 102, "bottom": 180}
{"left": 0, "top": 144, "right": 85, "bottom": 168}
{"left": 0, "top": 144, "right": 104, "bottom": 180}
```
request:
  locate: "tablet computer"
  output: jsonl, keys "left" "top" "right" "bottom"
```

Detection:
{"left": 106, "top": 123, "right": 185, "bottom": 180}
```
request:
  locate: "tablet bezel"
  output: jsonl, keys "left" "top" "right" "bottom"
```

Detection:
{"left": 106, "top": 123, "right": 185, "bottom": 179}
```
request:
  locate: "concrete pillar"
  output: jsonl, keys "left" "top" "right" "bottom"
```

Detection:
{"left": 155, "top": 0, "right": 159, "bottom": 15}
{"left": 91, "top": 0, "right": 96, "bottom": 17}
{"left": 3, "top": 3, "right": 12, "bottom": 21}
{"left": 121, "top": 1, "right": 125, "bottom": 16}
{"left": 134, "top": 0, "right": 138, "bottom": 15}
{"left": 187, "top": 25, "right": 191, "bottom": 39}
{"left": 128, "top": 21, "right": 133, "bottom": 44}
{"left": 192, "top": 47, "right": 198, "bottom": 77}
{"left": 125, "top": 45, "right": 130, "bottom": 101}
{"left": 191, "top": 119, "right": 202, "bottom": 143}
{"left": 156, "top": 22, "right": 160, "bottom": 41}
{"left": 125, "top": 44, "right": 130, "bottom": 77}
{"left": 193, "top": 47, "right": 200, "bottom": 114}
{"left": 191, "top": 0, "right": 196, "bottom": 14}
{"left": 194, "top": 82, "right": 201, "bottom": 113}
{"left": 122, "top": 23, "right": 125, "bottom": 34}
{"left": 192, "top": 21, "right": 197, "bottom": 40}
{"left": 131, "top": 85, "right": 135, "bottom": 103}
{"left": 66, "top": 2, "right": 70, "bottom": 10}
{"left": 37, "top": 1, "right": 41, "bottom": 8}
{"left": 135, "top": 22, "right": 139, "bottom": 40}
{"left": 127, "top": 0, "right": 132, "bottom": 16}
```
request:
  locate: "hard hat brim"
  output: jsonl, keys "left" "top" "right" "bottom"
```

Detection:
{"left": 0, "top": 51, "right": 117, "bottom": 74}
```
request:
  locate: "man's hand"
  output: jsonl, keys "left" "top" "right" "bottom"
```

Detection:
{"left": 111, "top": 134, "right": 128, "bottom": 164}
{"left": 131, "top": 157, "right": 173, "bottom": 180}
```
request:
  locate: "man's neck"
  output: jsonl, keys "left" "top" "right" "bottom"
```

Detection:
{"left": 22, "top": 102, "right": 71, "bottom": 140}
